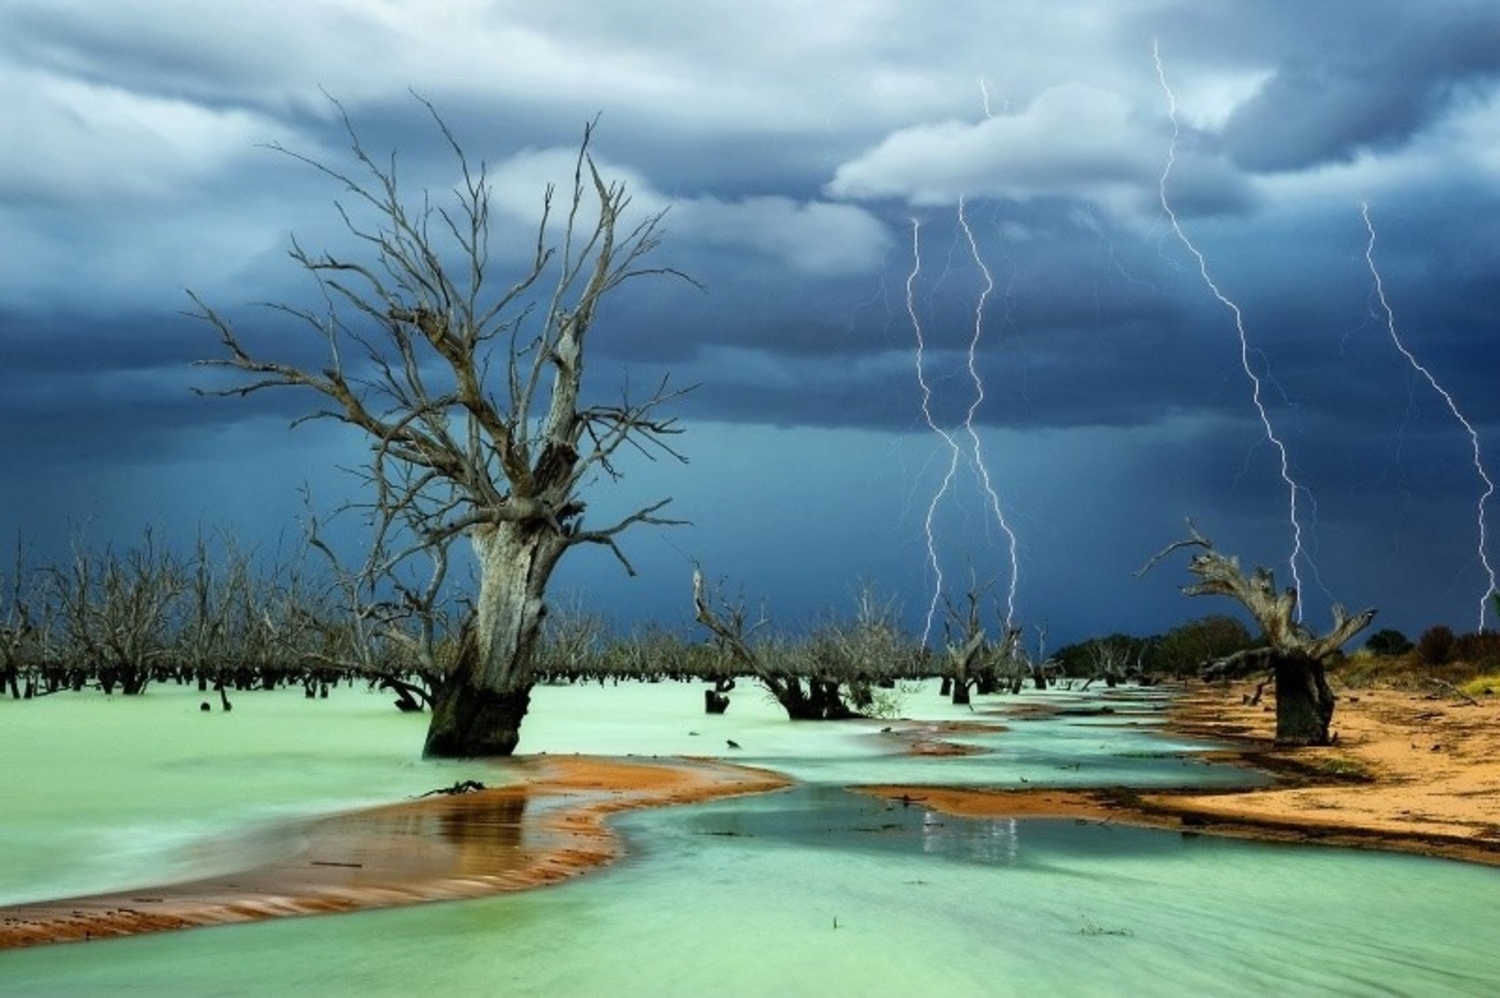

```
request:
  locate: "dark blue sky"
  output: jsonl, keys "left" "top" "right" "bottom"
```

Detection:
{"left": 3, "top": 1, "right": 1499, "bottom": 648}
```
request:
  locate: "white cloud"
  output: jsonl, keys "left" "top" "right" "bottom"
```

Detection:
{"left": 1, "top": 0, "right": 1144, "bottom": 138}
{"left": 487, "top": 147, "right": 889, "bottom": 276}
{"left": 486, "top": 146, "right": 670, "bottom": 229}
{"left": 0, "top": 64, "right": 295, "bottom": 203}
{"left": 826, "top": 82, "right": 1159, "bottom": 210}
{"left": 675, "top": 196, "right": 891, "bottom": 275}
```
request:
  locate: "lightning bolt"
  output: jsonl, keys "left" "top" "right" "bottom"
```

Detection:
{"left": 907, "top": 80, "right": 1024, "bottom": 646}
{"left": 1153, "top": 40, "right": 1309, "bottom": 609}
{"left": 908, "top": 217, "right": 964, "bottom": 644}
{"left": 1362, "top": 202, "right": 1497, "bottom": 629}
{"left": 957, "top": 196, "right": 1020, "bottom": 628}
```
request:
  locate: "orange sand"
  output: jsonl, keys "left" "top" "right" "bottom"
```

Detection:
{"left": 0, "top": 755, "right": 789, "bottom": 950}
{"left": 1142, "top": 680, "right": 1500, "bottom": 861}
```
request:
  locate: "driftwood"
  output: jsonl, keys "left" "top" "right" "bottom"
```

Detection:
{"left": 1424, "top": 678, "right": 1481, "bottom": 707}
{"left": 417, "top": 779, "right": 487, "bottom": 798}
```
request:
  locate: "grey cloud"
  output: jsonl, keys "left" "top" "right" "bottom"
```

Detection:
{"left": 1221, "top": 8, "right": 1500, "bottom": 172}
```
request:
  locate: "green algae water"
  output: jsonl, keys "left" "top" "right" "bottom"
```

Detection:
{"left": 2, "top": 681, "right": 1497, "bottom": 995}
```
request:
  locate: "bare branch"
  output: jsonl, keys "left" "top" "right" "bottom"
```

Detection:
{"left": 1134, "top": 517, "right": 1210, "bottom": 577}
{"left": 1143, "top": 522, "right": 1376, "bottom": 659}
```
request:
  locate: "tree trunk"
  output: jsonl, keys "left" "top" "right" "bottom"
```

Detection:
{"left": 121, "top": 667, "right": 149, "bottom": 695}
{"left": 468, "top": 525, "right": 560, "bottom": 692}
{"left": 425, "top": 677, "right": 533, "bottom": 757}
{"left": 1273, "top": 654, "right": 1335, "bottom": 746}
{"left": 764, "top": 676, "right": 859, "bottom": 720}
{"left": 422, "top": 524, "right": 561, "bottom": 758}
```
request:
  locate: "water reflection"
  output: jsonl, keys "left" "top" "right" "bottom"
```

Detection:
{"left": 920, "top": 811, "right": 1021, "bottom": 866}
{"left": 436, "top": 794, "right": 528, "bottom": 873}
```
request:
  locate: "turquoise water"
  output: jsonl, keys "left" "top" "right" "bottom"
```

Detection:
{"left": 2, "top": 681, "right": 1496, "bottom": 995}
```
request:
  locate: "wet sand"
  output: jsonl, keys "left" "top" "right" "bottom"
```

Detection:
{"left": 0, "top": 755, "right": 790, "bottom": 950}
{"left": 862, "top": 681, "right": 1500, "bottom": 867}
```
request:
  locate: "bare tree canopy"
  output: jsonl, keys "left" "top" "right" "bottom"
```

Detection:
{"left": 193, "top": 98, "right": 696, "bottom": 756}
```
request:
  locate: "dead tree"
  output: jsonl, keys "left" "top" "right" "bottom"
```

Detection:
{"left": 295, "top": 490, "right": 457, "bottom": 709}
{"left": 46, "top": 530, "right": 186, "bottom": 695}
{"left": 1139, "top": 521, "right": 1376, "bottom": 746}
{"left": 940, "top": 586, "right": 989, "bottom": 705}
{"left": 1079, "top": 635, "right": 1138, "bottom": 691}
{"left": 1030, "top": 624, "right": 1052, "bottom": 690}
{"left": 532, "top": 595, "right": 607, "bottom": 682}
{"left": 1, "top": 541, "right": 39, "bottom": 699}
{"left": 692, "top": 569, "right": 866, "bottom": 720}
{"left": 194, "top": 99, "right": 693, "bottom": 756}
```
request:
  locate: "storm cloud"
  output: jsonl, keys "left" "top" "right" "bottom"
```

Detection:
{"left": 2, "top": 1, "right": 1498, "bottom": 647}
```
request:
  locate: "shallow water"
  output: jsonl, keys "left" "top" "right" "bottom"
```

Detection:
{"left": 0, "top": 684, "right": 497, "bottom": 904}
{"left": 2, "top": 680, "right": 1497, "bottom": 995}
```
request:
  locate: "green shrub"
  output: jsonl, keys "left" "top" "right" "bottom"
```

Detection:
{"left": 1365, "top": 628, "right": 1414, "bottom": 656}
{"left": 1417, "top": 625, "right": 1457, "bottom": 666}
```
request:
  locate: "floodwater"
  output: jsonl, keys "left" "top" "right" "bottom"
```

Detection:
{"left": 2, "top": 680, "right": 1498, "bottom": 995}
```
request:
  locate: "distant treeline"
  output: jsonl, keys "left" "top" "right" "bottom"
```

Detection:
{"left": 0, "top": 527, "right": 936, "bottom": 706}
{"left": 1050, "top": 615, "right": 1258, "bottom": 681}
{"left": 4, "top": 527, "right": 1316, "bottom": 709}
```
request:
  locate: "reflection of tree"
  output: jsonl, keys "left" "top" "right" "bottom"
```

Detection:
{"left": 439, "top": 796, "right": 529, "bottom": 874}
{"left": 919, "top": 810, "right": 1021, "bottom": 867}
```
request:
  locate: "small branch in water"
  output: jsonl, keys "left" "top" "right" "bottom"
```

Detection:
{"left": 416, "top": 779, "right": 487, "bottom": 798}
{"left": 1079, "top": 914, "right": 1133, "bottom": 937}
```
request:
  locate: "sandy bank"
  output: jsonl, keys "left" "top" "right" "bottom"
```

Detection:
{"left": 0, "top": 755, "right": 790, "bottom": 950}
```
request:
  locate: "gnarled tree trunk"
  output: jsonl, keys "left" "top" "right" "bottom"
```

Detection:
{"left": 426, "top": 679, "right": 533, "bottom": 757}
{"left": 1274, "top": 653, "right": 1336, "bottom": 746}
{"left": 763, "top": 676, "right": 860, "bottom": 720}
{"left": 1141, "top": 522, "right": 1375, "bottom": 747}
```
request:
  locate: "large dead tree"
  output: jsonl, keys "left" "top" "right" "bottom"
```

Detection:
{"left": 1139, "top": 522, "right": 1376, "bottom": 745}
{"left": 194, "top": 100, "right": 692, "bottom": 757}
